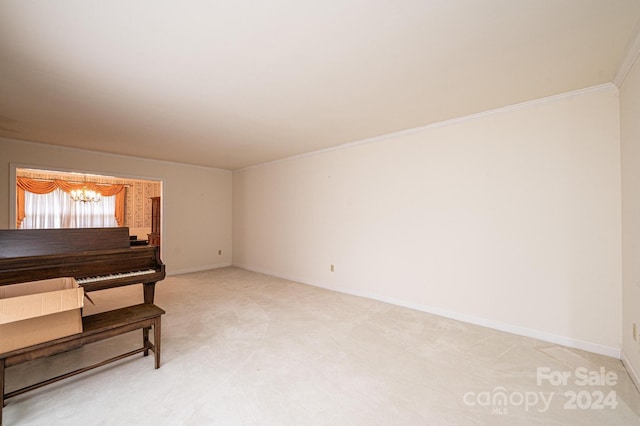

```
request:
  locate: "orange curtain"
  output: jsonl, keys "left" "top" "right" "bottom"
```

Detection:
{"left": 16, "top": 177, "right": 126, "bottom": 228}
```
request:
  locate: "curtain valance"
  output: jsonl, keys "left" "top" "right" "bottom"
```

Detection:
{"left": 17, "top": 177, "right": 126, "bottom": 228}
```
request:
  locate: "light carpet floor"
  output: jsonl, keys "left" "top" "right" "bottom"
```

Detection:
{"left": 4, "top": 267, "right": 640, "bottom": 425}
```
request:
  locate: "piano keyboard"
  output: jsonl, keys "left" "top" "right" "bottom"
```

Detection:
{"left": 76, "top": 269, "right": 157, "bottom": 284}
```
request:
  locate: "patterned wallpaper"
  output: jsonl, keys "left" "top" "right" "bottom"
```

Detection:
{"left": 17, "top": 168, "right": 161, "bottom": 228}
{"left": 127, "top": 181, "right": 161, "bottom": 228}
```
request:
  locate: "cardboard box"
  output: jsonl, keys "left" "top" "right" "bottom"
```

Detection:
{"left": 0, "top": 277, "right": 84, "bottom": 354}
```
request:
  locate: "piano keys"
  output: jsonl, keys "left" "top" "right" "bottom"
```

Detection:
{"left": 0, "top": 227, "right": 166, "bottom": 304}
{"left": 76, "top": 269, "right": 157, "bottom": 284}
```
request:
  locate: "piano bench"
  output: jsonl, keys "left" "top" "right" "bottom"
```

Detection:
{"left": 0, "top": 303, "right": 165, "bottom": 425}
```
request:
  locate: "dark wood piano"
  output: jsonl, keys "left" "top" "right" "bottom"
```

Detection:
{"left": 0, "top": 227, "right": 165, "bottom": 304}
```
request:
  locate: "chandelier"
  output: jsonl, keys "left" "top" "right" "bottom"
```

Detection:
{"left": 70, "top": 186, "right": 102, "bottom": 202}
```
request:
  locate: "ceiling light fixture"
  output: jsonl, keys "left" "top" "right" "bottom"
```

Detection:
{"left": 70, "top": 186, "right": 102, "bottom": 202}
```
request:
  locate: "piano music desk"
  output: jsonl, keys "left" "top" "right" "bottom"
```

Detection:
{"left": 0, "top": 303, "right": 165, "bottom": 425}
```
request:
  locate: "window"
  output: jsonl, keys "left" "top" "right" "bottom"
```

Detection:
{"left": 16, "top": 176, "right": 125, "bottom": 229}
{"left": 21, "top": 188, "right": 118, "bottom": 229}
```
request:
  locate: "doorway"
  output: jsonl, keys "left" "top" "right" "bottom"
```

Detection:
{"left": 14, "top": 167, "right": 162, "bottom": 245}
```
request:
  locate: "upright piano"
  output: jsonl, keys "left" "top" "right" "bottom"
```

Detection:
{"left": 0, "top": 228, "right": 166, "bottom": 423}
{"left": 0, "top": 227, "right": 165, "bottom": 303}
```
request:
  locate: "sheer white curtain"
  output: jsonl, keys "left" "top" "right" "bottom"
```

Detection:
{"left": 21, "top": 188, "right": 117, "bottom": 229}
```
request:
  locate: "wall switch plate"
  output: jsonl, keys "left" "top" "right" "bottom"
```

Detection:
{"left": 330, "top": 264, "right": 334, "bottom": 272}
{"left": 634, "top": 323, "right": 638, "bottom": 342}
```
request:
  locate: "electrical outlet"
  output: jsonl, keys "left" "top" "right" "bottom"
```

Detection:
{"left": 330, "top": 264, "right": 334, "bottom": 272}
{"left": 634, "top": 323, "right": 638, "bottom": 342}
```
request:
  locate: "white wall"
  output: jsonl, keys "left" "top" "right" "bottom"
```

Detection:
{"left": 620, "top": 55, "right": 640, "bottom": 384}
{"left": 0, "top": 137, "right": 233, "bottom": 275}
{"left": 233, "top": 85, "right": 622, "bottom": 356}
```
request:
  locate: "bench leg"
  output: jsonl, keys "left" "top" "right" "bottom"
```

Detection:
{"left": 1, "top": 357, "right": 5, "bottom": 425}
{"left": 142, "top": 285, "right": 156, "bottom": 360}
{"left": 143, "top": 327, "right": 150, "bottom": 357}
{"left": 154, "top": 317, "right": 161, "bottom": 369}
{"left": 142, "top": 318, "right": 161, "bottom": 367}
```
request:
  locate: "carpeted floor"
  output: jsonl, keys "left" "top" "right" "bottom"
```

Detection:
{"left": 4, "top": 267, "right": 640, "bottom": 425}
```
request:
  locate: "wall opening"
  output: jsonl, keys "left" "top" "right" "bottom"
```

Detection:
{"left": 13, "top": 167, "right": 162, "bottom": 246}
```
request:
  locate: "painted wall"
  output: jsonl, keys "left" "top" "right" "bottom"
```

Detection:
{"left": 0, "top": 137, "right": 233, "bottom": 275}
{"left": 233, "top": 86, "right": 622, "bottom": 355}
{"left": 620, "top": 56, "right": 640, "bottom": 383}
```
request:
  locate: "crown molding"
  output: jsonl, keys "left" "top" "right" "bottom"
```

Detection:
{"left": 237, "top": 83, "right": 616, "bottom": 172}
{"left": 614, "top": 21, "right": 640, "bottom": 87}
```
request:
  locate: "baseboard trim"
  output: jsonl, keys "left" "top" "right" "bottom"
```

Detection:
{"left": 621, "top": 350, "right": 640, "bottom": 392}
{"left": 168, "top": 263, "right": 232, "bottom": 276}
{"left": 234, "top": 264, "right": 621, "bottom": 359}
{"left": 333, "top": 286, "right": 620, "bottom": 359}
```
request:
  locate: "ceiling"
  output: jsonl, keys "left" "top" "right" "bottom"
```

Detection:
{"left": 1, "top": 1, "right": 640, "bottom": 170}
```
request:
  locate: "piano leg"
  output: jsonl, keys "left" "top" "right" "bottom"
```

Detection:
{"left": 143, "top": 282, "right": 156, "bottom": 304}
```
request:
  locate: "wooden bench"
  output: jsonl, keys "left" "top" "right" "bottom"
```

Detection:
{"left": 0, "top": 303, "right": 165, "bottom": 425}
